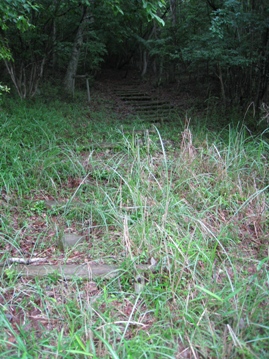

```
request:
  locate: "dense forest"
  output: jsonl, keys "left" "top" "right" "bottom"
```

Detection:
{"left": 0, "top": 1, "right": 269, "bottom": 358}
{"left": 1, "top": 0, "right": 269, "bottom": 116}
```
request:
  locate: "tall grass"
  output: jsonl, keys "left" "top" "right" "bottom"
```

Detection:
{"left": 0, "top": 95, "right": 268, "bottom": 358}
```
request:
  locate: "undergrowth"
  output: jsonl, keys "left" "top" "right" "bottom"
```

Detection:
{"left": 0, "top": 93, "right": 268, "bottom": 358}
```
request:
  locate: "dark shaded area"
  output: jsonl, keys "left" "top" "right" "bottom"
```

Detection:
{"left": 1, "top": 0, "right": 269, "bottom": 128}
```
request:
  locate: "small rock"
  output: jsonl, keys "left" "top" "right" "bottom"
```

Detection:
{"left": 45, "top": 199, "right": 59, "bottom": 209}
{"left": 61, "top": 234, "right": 85, "bottom": 248}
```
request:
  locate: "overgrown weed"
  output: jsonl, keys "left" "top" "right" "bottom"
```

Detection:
{"left": 0, "top": 94, "right": 268, "bottom": 358}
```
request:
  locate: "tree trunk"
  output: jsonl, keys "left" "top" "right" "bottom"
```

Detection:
{"left": 170, "top": 0, "right": 177, "bottom": 26}
{"left": 217, "top": 63, "right": 226, "bottom": 107}
{"left": 141, "top": 50, "right": 148, "bottom": 77}
{"left": 64, "top": 6, "right": 89, "bottom": 93}
{"left": 4, "top": 57, "right": 46, "bottom": 99}
{"left": 255, "top": 29, "right": 269, "bottom": 111}
{"left": 140, "top": 23, "right": 156, "bottom": 78}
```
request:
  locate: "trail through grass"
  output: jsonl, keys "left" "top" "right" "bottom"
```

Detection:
{"left": 0, "top": 93, "right": 268, "bottom": 358}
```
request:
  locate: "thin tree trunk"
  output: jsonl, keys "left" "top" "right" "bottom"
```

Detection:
{"left": 141, "top": 50, "right": 148, "bottom": 77}
{"left": 170, "top": 0, "right": 177, "bottom": 26}
{"left": 255, "top": 29, "right": 269, "bottom": 111}
{"left": 4, "top": 57, "right": 46, "bottom": 99}
{"left": 140, "top": 23, "right": 156, "bottom": 78}
{"left": 64, "top": 6, "right": 89, "bottom": 93}
{"left": 217, "top": 63, "right": 226, "bottom": 106}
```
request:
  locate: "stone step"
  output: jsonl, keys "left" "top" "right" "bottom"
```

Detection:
{"left": 135, "top": 106, "right": 171, "bottom": 113}
{"left": 113, "top": 85, "right": 173, "bottom": 123}
{"left": 130, "top": 100, "right": 169, "bottom": 107}
{"left": 136, "top": 108, "right": 172, "bottom": 114}
{"left": 121, "top": 96, "right": 152, "bottom": 102}
{"left": 114, "top": 89, "right": 147, "bottom": 94}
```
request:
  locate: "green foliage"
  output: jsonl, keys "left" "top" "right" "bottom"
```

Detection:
{"left": 179, "top": 0, "right": 269, "bottom": 107}
{"left": 142, "top": 0, "right": 166, "bottom": 25}
{"left": 0, "top": 41, "right": 12, "bottom": 61}
{"left": 0, "top": 83, "right": 10, "bottom": 98}
{"left": 30, "top": 200, "right": 46, "bottom": 215}
{"left": 0, "top": 0, "right": 39, "bottom": 98}
{"left": 0, "top": 0, "right": 38, "bottom": 32}
{"left": 0, "top": 0, "right": 167, "bottom": 99}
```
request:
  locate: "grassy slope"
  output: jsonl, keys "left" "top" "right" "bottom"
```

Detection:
{"left": 0, "top": 91, "right": 268, "bottom": 359}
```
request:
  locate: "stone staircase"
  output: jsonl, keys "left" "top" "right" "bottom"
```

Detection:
{"left": 113, "top": 84, "right": 175, "bottom": 123}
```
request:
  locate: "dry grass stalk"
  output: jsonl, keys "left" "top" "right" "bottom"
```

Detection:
{"left": 123, "top": 215, "right": 133, "bottom": 259}
{"left": 260, "top": 102, "right": 269, "bottom": 124}
{"left": 180, "top": 118, "right": 197, "bottom": 159}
